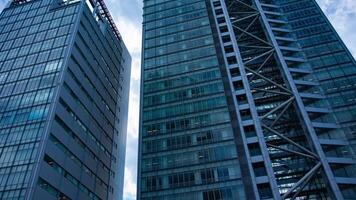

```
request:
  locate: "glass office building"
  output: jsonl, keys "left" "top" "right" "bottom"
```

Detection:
{"left": 139, "top": 0, "right": 356, "bottom": 199}
{"left": 0, "top": 0, "right": 131, "bottom": 200}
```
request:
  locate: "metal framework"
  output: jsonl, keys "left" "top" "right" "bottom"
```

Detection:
{"left": 88, "top": 0, "right": 122, "bottom": 41}
{"left": 12, "top": 0, "right": 122, "bottom": 41}
{"left": 11, "top": 0, "right": 29, "bottom": 4}
{"left": 210, "top": 0, "right": 356, "bottom": 199}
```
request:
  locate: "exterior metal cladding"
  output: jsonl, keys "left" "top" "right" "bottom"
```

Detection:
{"left": 139, "top": 0, "right": 356, "bottom": 199}
{"left": 0, "top": 0, "right": 131, "bottom": 199}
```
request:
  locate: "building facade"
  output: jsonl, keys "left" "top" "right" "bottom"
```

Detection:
{"left": 0, "top": 0, "right": 131, "bottom": 200}
{"left": 138, "top": 0, "right": 356, "bottom": 199}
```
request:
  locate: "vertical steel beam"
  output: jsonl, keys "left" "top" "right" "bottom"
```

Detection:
{"left": 207, "top": 1, "right": 261, "bottom": 199}
{"left": 216, "top": 0, "right": 282, "bottom": 199}
{"left": 251, "top": 0, "right": 343, "bottom": 198}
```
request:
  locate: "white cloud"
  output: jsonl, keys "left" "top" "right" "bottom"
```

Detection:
{"left": 104, "top": 1, "right": 142, "bottom": 200}
{"left": 123, "top": 166, "right": 137, "bottom": 200}
{"left": 316, "top": 0, "right": 356, "bottom": 57}
{"left": 0, "top": 0, "right": 7, "bottom": 11}
{"left": 115, "top": 16, "right": 142, "bottom": 53}
{"left": 107, "top": 1, "right": 142, "bottom": 81}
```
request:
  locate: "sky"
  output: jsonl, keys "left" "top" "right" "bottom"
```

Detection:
{"left": 0, "top": 1, "right": 355, "bottom": 200}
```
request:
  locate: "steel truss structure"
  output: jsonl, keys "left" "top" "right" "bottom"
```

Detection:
{"left": 87, "top": 0, "right": 122, "bottom": 40}
{"left": 210, "top": 0, "right": 356, "bottom": 199}
{"left": 12, "top": 0, "right": 122, "bottom": 41}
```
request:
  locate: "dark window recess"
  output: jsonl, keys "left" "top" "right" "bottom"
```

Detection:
{"left": 215, "top": 9, "right": 223, "bottom": 15}
{"left": 227, "top": 56, "right": 237, "bottom": 65}
{"left": 233, "top": 80, "right": 244, "bottom": 91}
{"left": 224, "top": 45, "right": 234, "bottom": 53}
{"left": 217, "top": 17, "right": 226, "bottom": 24}
{"left": 222, "top": 35, "right": 231, "bottom": 43}
{"left": 244, "top": 125, "right": 256, "bottom": 138}
{"left": 219, "top": 26, "right": 228, "bottom": 33}
{"left": 203, "top": 189, "right": 226, "bottom": 200}
{"left": 230, "top": 68, "right": 241, "bottom": 77}
{"left": 240, "top": 109, "right": 252, "bottom": 120}
{"left": 236, "top": 94, "right": 248, "bottom": 105}
{"left": 258, "top": 183, "right": 273, "bottom": 199}
{"left": 201, "top": 169, "right": 215, "bottom": 184}
{"left": 197, "top": 131, "right": 213, "bottom": 144}
{"left": 248, "top": 143, "right": 262, "bottom": 156}
{"left": 213, "top": 1, "right": 221, "bottom": 7}
{"left": 253, "top": 162, "right": 267, "bottom": 176}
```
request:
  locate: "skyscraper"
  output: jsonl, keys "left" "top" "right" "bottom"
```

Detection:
{"left": 138, "top": 0, "right": 356, "bottom": 199}
{"left": 0, "top": 0, "right": 131, "bottom": 200}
